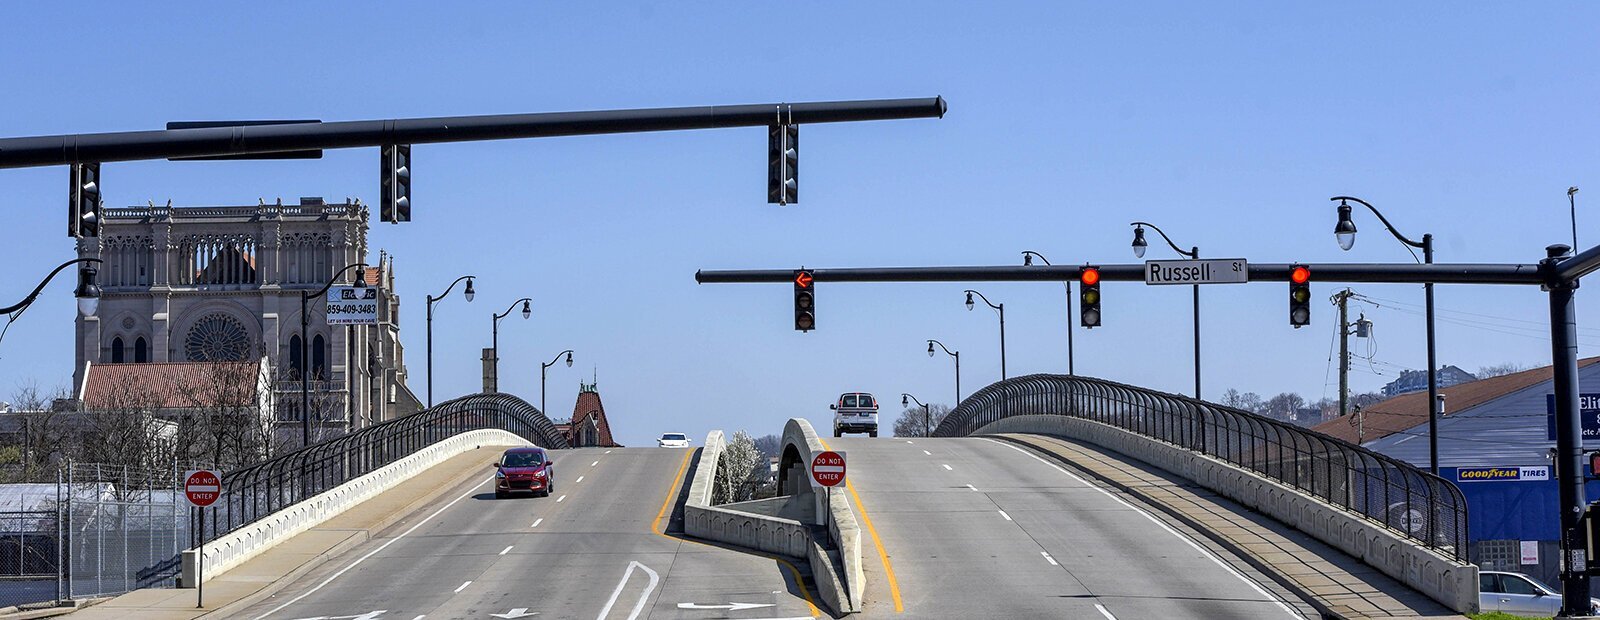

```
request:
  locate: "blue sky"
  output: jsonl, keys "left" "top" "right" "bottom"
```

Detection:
{"left": 2, "top": 3, "right": 1598, "bottom": 446}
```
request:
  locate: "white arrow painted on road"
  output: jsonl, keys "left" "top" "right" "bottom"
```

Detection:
{"left": 290, "top": 612, "right": 388, "bottom": 620}
{"left": 489, "top": 609, "right": 538, "bottom": 618}
{"left": 675, "top": 602, "right": 777, "bottom": 611}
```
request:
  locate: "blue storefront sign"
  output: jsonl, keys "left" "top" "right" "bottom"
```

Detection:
{"left": 1544, "top": 393, "right": 1600, "bottom": 441}
{"left": 1456, "top": 466, "right": 1550, "bottom": 483}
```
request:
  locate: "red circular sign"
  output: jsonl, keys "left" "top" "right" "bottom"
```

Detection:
{"left": 812, "top": 451, "right": 846, "bottom": 487}
{"left": 185, "top": 470, "right": 222, "bottom": 507}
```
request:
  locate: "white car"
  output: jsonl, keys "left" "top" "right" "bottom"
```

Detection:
{"left": 657, "top": 433, "right": 691, "bottom": 448}
{"left": 1479, "top": 570, "right": 1600, "bottom": 616}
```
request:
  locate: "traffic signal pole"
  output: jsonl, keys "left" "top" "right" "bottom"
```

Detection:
{"left": 0, "top": 98, "right": 947, "bottom": 168}
{"left": 699, "top": 249, "right": 1600, "bottom": 615}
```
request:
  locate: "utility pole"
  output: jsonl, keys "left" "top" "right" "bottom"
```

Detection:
{"left": 1334, "top": 289, "right": 1353, "bottom": 418}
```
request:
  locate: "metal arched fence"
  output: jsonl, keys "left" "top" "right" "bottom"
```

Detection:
{"left": 933, "top": 374, "right": 1468, "bottom": 561}
{"left": 194, "top": 392, "right": 567, "bottom": 547}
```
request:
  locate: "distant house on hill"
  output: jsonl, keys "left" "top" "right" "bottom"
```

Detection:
{"left": 1381, "top": 365, "right": 1477, "bottom": 397}
{"left": 554, "top": 381, "right": 622, "bottom": 448}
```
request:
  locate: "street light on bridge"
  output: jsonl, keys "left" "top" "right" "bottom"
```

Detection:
{"left": 425, "top": 275, "right": 476, "bottom": 408}
{"left": 902, "top": 393, "right": 932, "bottom": 437}
{"left": 541, "top": 350, "right": 574, "bottom": 416}
{"left": 927, "top": 339, "right": 961, "bottom": 406}
{"left": 1021, "top": 250, "right": 1074, "bottom": 375}
{"left": 963, "top": 290, "right": 1006, "bottom": 381}
{"left": 489, "top": 298, "right": 532, "bottom": 393}
{"left": 1130, "top": 221, "right": 1203, "bottom": 399}
{"left": 301, "top": 262, "right": 368, "bottom": 447}
{"left": 1329, "top": 196, "right": 1438, "bottom": 477}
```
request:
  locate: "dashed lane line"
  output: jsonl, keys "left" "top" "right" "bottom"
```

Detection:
{"left": 531, "top": 518, "right": 543, "bottom": 528}
{"left": 999, "top": 510, "right": 1012, "bottom": 521}
{"left": 557, "top": 494, "right": 567, "bottom": 503}
{"left": 1041, "top": 552, "right": 1059, "bottom": 566}
{"left": 454, "top": 580, "right": 472, "bottom": 593}
{"left": 941, "top": 464, "right": 953, "bottom": 471}
{"left": 1095, "top": 603, "right": 1118, "bottom": 620}
{"left": 500, "top": 545, "right": 513, "bottom": 556}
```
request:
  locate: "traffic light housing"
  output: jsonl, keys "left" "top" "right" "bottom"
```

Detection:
{"left": 68, "top": 162, "right": 101, "bottom": 238}
{"left": 768, "top": 124, "right": 798, "bottom": 205}
{"left": 1079, "top": 266, "right": 1101, "bottom": 328}
{"left": 793, "top": 269, "right": 815, "bottom": 331}
{"left": 381, "top": 144, "right": 411, "bottom": 223}
{"left": 1289, "top": 264, "right": 1311, "bottom": 328}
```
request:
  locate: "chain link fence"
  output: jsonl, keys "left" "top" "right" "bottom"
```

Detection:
{"left": 933, "top": 373, "right": 1469, "bottom": 561}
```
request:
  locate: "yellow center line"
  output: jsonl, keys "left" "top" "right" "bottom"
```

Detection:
{"left": 652, "top": 448, "right": 821, "bottom": 617}
{"left": 819, "top": 438, "right": 905, "bottom": 613}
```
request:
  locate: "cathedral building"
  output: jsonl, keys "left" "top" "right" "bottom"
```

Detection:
{"left": 73, "top": 197, "right": 420, "bottom": 439}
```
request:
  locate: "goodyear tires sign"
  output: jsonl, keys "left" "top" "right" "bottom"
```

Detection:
{"left": 1456, "top": 466, "right": 1550, "bottom": 483}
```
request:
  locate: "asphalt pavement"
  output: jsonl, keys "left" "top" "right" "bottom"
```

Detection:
{"left": 822, "top": 435, "right": 1318, "bottom": 619}
{"left": 234, "top": 447, "right": 820, "bottom": 620}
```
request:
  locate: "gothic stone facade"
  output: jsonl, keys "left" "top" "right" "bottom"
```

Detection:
{"left": 73, "top": 198, "right": 419, "bottom": 437}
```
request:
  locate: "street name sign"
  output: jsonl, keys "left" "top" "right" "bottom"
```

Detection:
{"left": 184, "top": 470, "right": 222, "bottom": 507}
{"left": 1144, "top": 259, "right": 1248, "bottom": 285}
{"left": 327, "top": 286, "right": 379, "bottom": 325}
{"left": 811, "top": 451, "right": 846, "bottom": 487}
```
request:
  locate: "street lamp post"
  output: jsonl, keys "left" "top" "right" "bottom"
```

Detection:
{"left": 1022, "top": 251, "right": 1073, "bottom": 375}
{"left": 489, "top": 298, "right": 532, "bottom": 393}
{"left": 1330, "top": 196, "right": 1438, "bottom": 476}
{"left": 540, "top": 350, "right": 574, "bottom": 415}
{"left": 1, "top": 258, "right": 102, "bottom": 327}
{"left": 425, "top": 275, "right": 476, "bottom": 408}
{"left": 927, "top": 340, "right": 961, "bottom": 405}
{"left": 1131, "top": 222, "right": 1202, "bottom": 399}
{"left": 300, "top": 262, "right": 368, "bottom": 447}
{"left": 963, "top": 290, "right": 1006, "bottom": 380}
{"left": 902, "top": 393, "right": 931, "bottom": 437}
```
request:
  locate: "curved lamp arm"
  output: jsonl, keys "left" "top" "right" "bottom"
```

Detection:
{"left": 543, "top": 349, "right": 574, "bottom": 369}
{"left": 1021, "top": 250, "right": 1052, "bottom": 266}
{"left": 495, "top": 297, "right": 533, "bottom": 322}
{"left": 964, "top": 289, "right": 1002, "bottom": 312}
{"left": 0, "top": 258, "right": 103, "bottom": 315}
{"left": 307, "top": 263, "right": 370, "bottom": 299}
{"left": 428, "top": 274, "right": 477, "bottom": 305}
{"left": 1130, "top": 221, "right": 1198, "bottom": 258}
{"left": 901, "top": 392, "right": 927, "bottom": 408}
{"left": 1330, "top": 196, "right": 1426, "bottom": 250}
{"left": 927, "top": 339, "right": 957, "bottom": 358}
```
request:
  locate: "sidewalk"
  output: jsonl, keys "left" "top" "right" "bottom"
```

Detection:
{"left": 54, "top": 445, "right": 511, "bottom": 620}
{"left": 998, "top": 433, "right": 1466, "bottom": 620}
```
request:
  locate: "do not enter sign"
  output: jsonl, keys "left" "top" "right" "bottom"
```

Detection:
{"left": 811, "top": 451, "right": 846, "bottom": 487}
{"left": 185, "top": 470, "right": 222, "bottom": 507}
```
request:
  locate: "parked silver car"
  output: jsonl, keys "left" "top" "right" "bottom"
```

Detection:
{"left": 1479, "top": 570, "right": 1600, "bottom": 616}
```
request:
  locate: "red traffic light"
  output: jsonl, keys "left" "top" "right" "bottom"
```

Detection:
{"left": 1290, "top": 265, "right": 1311, "bottom": 284}
{"left": 794, "top": 270, "right": 814, "bottom": 289}
{"left": 1080, "top": 267, "right": 1101, "bottom": 286}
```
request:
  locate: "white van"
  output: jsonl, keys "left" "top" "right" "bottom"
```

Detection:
{"left": 831, "top": 392, "right": 879, "bottom": 437}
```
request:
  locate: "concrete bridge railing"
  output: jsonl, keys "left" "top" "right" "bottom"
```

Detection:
{"left": 935, "top": 374, "right": 1478, "bottom": 614}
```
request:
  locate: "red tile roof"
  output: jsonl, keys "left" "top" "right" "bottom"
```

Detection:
{"left": 568, "top": 390, "right": 621, "bottom": 447}
{"left": 1310, "top": 357, "right": 1600, "bottom": 444}
{"left": 81, "top": 361, "right": 260, "bottom": 410}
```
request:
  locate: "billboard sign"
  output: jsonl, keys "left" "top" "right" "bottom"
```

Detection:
{"left": 326, "top": 286, "right": 379, "bottom": 325}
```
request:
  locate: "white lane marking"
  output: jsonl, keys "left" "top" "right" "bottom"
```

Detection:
{"left": 454, "top": 580, "right": 472, "bottom": 593}
{"left": 983, "top": 438, "right": 1302, "bottom": 619}
{"left": 575, "top": 476, "right": 584, "bottom": 483}
{"left": 941, "top": 464, "right": 953, "bottom": 471}
{"left": 556, "top": 494, "right": 567, "bottom": 503}
{"left": 605, "top": 450, "right": 613, "bottom": 454}
{"left": 596, "top": 561, "right": 660, "bottom": 620}
{"left": 676, "top": 602, "right": 775, "bottom": 611}
{"left": 1095, "top": 603, "right": 1118, "bottom": 620}
{"left": 1041, "top": 551, "right": 1059, "bottom": 566}
{"left": 500, "top": 545, "right": 514, "bottom": 555}
{"left": 253, "top": 478, "right": 489, "bottom": 620}
{"left": 905, "top": 440, "right": 914, "bottom": 444}
{"left": 489, "top": 609, "right": 538, "bottom": 619}
{"left": 531, "top": 518, "right": 543, "bottom": 528}
{"left": 412, "top": 615, "right": 426, "bottom": 620}
{"left": 965, "top": 484, "right": 977, "bottom": 491}
{"left": 922, "top": 450, "right": 932, "bottom": 456}
{"left": 999, "top": 510, "right": 1012, "bottom": 521}
{"left": 591, "top": 460, "right": 599, "bottom": 467}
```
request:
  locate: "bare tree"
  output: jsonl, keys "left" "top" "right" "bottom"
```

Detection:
{"left": 1222, "top": 389, "right": 1266, "bottom": 414}
{"left": 893, "top": 404, "right": 952, "bottom": 437}
{"left": 173, "top": 361, "right": 271, "bottom": 470}
{"left": 8, "top": 381, "right": 74, "bottom": 480}
{"left": 1477, "top": 362, "right": 1529, "bottom": 379}
{"left": 1265, "top": 392, "right": 1307, "bottom": 423}
{"left": 752, "top": 434, "right": 782, "bottom": 461}
{"left": 79, "top": 376, "right": 171, "bottom": 498}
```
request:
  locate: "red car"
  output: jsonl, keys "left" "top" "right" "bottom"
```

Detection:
{"left": 495, "top": 447, "right": 555, "bottom": 498}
